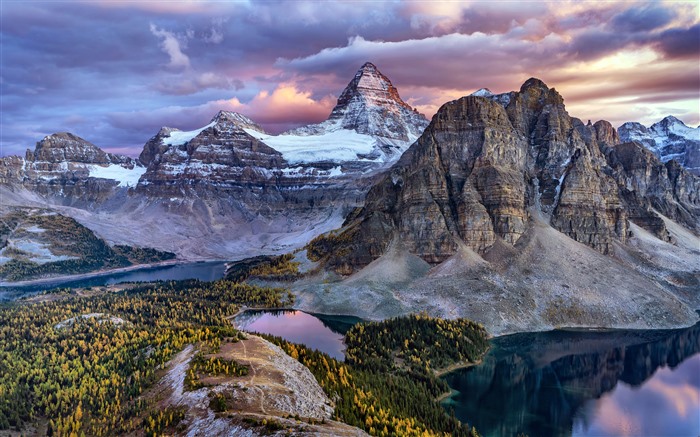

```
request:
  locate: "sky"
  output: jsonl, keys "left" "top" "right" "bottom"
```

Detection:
{"left": 1, "top": 0, "right": 698, "bottom": 157}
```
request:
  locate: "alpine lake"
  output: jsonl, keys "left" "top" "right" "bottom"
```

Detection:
{"left": 2, "top": 263, "right": 697, "bottom": 437}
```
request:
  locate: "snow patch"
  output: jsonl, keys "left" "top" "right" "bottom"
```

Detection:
{"left": 471, "top": 88, "right": 494, "bottom": 97}
{"left": 0, "top": 239, "right": 78, "bottom": 265}
{"left": 88, "top": 164, "right": 146, "bottom": 187}
{"left": 244, "top": 128, "right": 383, "bottom": 164}
{"left": 163, "top": 122, "right": 216, "bottom": 146}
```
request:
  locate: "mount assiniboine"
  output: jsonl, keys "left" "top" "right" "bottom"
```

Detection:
{"left": 0, "top": 63, "right": 429, "bottom": 258}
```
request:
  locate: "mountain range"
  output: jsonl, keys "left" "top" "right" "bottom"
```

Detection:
{"left": 0, "top": 63, "right": 428, "bottom": 259}
{"left": 0, "top": 63, "right": 698, "bottom": 334}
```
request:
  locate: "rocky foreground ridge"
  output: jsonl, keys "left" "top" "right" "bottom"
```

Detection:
{"left": 273, "top": 78, "right": 700, "bottom": 335}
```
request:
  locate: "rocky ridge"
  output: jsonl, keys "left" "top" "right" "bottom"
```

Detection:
{"left": 312, "top": 78, "right": 699, "bottom": 273}
{"left": 0, "top": 132, "right": 144, "bottom": 204}
{"left": 619, "top": 116, "right": 700, "bottom": 175}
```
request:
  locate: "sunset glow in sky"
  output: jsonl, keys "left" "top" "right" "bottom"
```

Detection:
{"left": 1, "top": 0, "right": 698, "bottom": 156}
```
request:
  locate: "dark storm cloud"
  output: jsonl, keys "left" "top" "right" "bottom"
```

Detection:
{"left": 610, "top": 5, "right": 676, "bottom": 32}
{"left": 566, "top": 30, "right": 642, "bottom": 61}
{"left": 653, "top": 24, "right": 700, "bottom": 59}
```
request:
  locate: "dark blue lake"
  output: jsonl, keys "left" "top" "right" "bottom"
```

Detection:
{"left": 442, "top": 322, "right": 700, "bottom": 437}
{"left": 0, "top": 261, "right": 227, "bottom": 301}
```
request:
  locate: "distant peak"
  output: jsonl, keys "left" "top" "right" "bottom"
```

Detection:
{"left": 157, "top": 126, "right": 180, "bottom": 137}
{"left": 38, "top": 132, "right": 95, "bottom": 149}
{"left": 360, "top": 61, "right": 377, "bottom": 71}
{"left": 470, "top": 88, "right": 494, "bottom": 97}
{"left": 44, "top": 132, "right": 80, "bottom": 141}
{"left": 660, "top": 115, "right": 685, "bottom": 125}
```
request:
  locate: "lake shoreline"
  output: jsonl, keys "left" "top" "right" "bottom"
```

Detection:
{"left": 0, "top": 259, "right": 231, "bottom": 288}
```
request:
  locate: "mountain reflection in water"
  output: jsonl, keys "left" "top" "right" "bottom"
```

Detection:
{"left": 443, "top": 322, "right": 700, "bottom": 437}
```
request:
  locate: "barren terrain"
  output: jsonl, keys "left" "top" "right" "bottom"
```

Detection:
{"left": 149, "top": 336, "right": 367, "bottom": 436}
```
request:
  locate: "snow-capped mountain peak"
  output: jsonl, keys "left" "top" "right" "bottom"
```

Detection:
{"left": 618, "top": 116, "right": 700, "bottom": 175}
{"left": 470, "top": 88, "right": 494, "bottom": 97}
{"left": 280, "top": 62, "right": 429, "bottom": 164}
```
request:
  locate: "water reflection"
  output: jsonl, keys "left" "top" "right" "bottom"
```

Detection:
{"left": 235, "top": 310, "right": 361, "bottom": 361}
{"left": 443, "top": 322, "right": 700, "bottom": 437}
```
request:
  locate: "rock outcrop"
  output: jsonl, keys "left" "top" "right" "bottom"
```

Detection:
{"left": 310, "top": 78, "right": 700, "bottom": 274}
{"left": 619, "top": 116, "right": 700, "bottom": 175}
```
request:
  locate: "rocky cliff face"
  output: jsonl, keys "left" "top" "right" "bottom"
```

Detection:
{"left": 310, "top": 79, "right": 699, "bottom": 274}
{"left": 619, "top": 116, "right": 700, "bottom": 175}
{"left": 0, "top": 133, "right": 144, "bottom": 204}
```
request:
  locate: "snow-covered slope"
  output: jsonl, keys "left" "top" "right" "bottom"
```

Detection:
{"left": 244, "top": 125, "right": 411, "bottom": 165}
{"left": 619, "top": 116, "right": 700, "bottom": 175}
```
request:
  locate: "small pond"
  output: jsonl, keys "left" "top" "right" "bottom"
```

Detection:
{"left": 234, "top": 310, "right": 363, "bottom": 361}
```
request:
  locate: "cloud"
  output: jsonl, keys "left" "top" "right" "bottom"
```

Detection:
{"left": 653, "top": 23, "right": 700, "bottom": 59}
{"left": 610, "top": 5, "right": 676, "bottom": 32}
{"left": 225, "top": 84, "right": 336, "bottom": 129}
{"left": 1, "top": 1, "right": 698, "bottom": 157}
{"left": 204, "top": 17, "right": 227, "bottom": 44}
{"left": 149, "top": 23, "right": 190, "bottom": 69}
{"left": 277, "top": 33, "right": 568, "bottom": 91}
{"left": 106, "top": 83, "right": 336, "bottom": 139}
{"left": 154, "top": 72, "right": 244, "bottom": 96}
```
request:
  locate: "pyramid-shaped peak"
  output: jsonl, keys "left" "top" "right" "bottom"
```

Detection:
{"left": 343, "top": 62, "right": 394, "bottom": 96}
{"left": 333, "top": 62, "right": 412, "bottom": 113}
{"left": 360, "top": 62, "right": 378, "bottom": 71}
{"left": 284, "top": 62, "right": 428, "bottom": 142}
